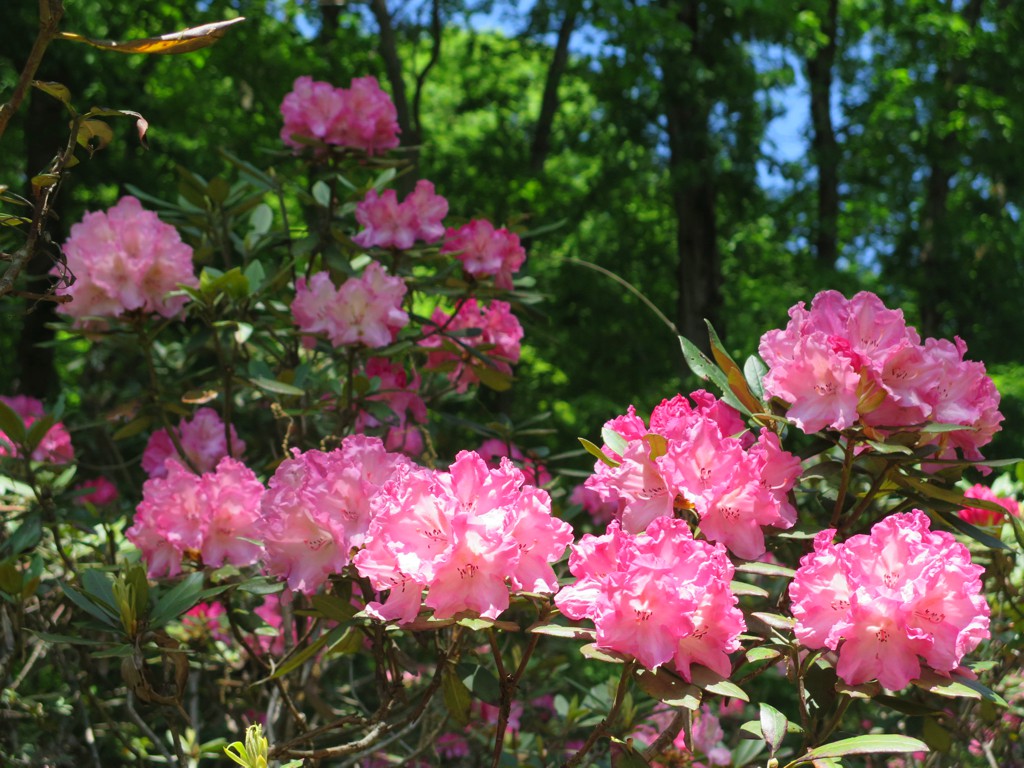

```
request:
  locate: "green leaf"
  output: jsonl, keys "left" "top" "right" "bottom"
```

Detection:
{"left": 633, "top": 667, "right": 701, "bottom": 710}
{"left": 312, "top": 180, "right": 331, "bottom": 207}
{"left": 690, "top": 666, "right": 749, "bottom": 701}
{"left": 749, "top": 612, "right": 796, "bottom": 631}
{"left": 580, "top": 643, "right": 629, "bottom": 664}
{"left": 678, "top": 334, "right": 751, "bottom": 416}
{"left": 730, "top": 580, "right": 769, "bottom": 598}
{"left": 459, "top": 662, "right": 501, "bottom": 705}
{"left": 735, "top": 561, "right": 797, "bottom": 579}
{"left": 61, "top": 583, "right": 120, "bottom": 628}
{"left": 1009, "top": 513, "right": 1024, "bottom": 552}
{"left": 579, "top": 437, "right": 620, "bottom": 468}
{"left": 473, "top": 363, "right": 514, "bottom": 391}
{"left": 0, "top": 399, "right": 27, "bottom": 446}
{"left": 609, "top": 737, "right": 650, "bottom": 767}
{"left": 442, "top": 665, "right": 472, "bottom": 727}
{"left": 150, "top": 572, "right": 206, "bottom": 628}
{"left": 759, "top": 703, "right": 787, "bottom": 754}
{"left": 744, "top": 355, "right": 767, "bottom": 400}
{"left": 31, "top": 80, "right": 72, "bottom": 104}
{"left": 250, "top": 377, "right": 305, "bottom": 397}
{"left": 931, "top": 508, "right": 1010, "bottom": 551}
{"left": 873, "top": 694, "right": 941, "bottom": 717}
{"left": 801, "top": 734, "right": 929, "bottom": 761}
{"left": 745, "top": 646, "right": 782, "bottom": 663}
{"left": 310, "top": 593, "right": 357, "bottom": 623}
{"left": 57, "top": 17, "right": 246, "bottom": 55}
{"left": 600, "top": 427, "right": 628, "bottom": 457}
{"left": 25, "top": 415, "right": 56, "bottom": 455}
{"left": 526, "top": 622, "right": 596, "bottom": 640}
{"left": 912, "top": 669, "right": 1007, "bottom": 706}
{"left": 5, "top": 517, "right": 42, "bottom": 556}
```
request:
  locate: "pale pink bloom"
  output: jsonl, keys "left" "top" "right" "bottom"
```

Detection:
{"left": 442, "top": 219, "right": 526, "bottom": 289}
{"left": 292, "top": 262, "right": 408, "bottom": 348}
{"left": 280, "top": 75, "right": 399, "bottom": 154}
{"left": 259, "top": 437, "right": 411, "bottom": 594}
{"left": 142, "top": 407, "right": 245, "bottom": 478}
{"left": 958, "top": 484, "right": 1020, "bottom": 527}
{"left": 0, "top": 394, "right": 74, "bottom": 464}
{"left": 353, "top": 180, "right": 448, "bottom": 249}
{"left": 570, "top": 482, "right": 617, "bottom": 526}
{"left": 420, "top": 299, "right": 523, "bottom": 393}
{"left": 556, "top": 517, "right": 744, "bottom": 679}
{"left": 253, "top": 593, "right": 296, "bottom": 655}
{"left": 789, "top": 511, "right": 990, "bottom": 690}
{"left": 75, "top": 477, "right": 118, "bottom": 506}
{"left": 56, "top": 196, "right": 197, "bottom": 323}
{"left": 650, "top": 390, "right": 750, "bottom": 446}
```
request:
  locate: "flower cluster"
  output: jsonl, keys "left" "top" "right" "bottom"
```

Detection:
{"left": 442, "top": 219, "right": 526, "bottom": 290}
{"left": 142, "top": 408, "right": 246, "bottom": 478}
{"left": 56, "top": 196, "right": 198, "bottom": 323}
{"left": 127, "top": 457, "right": 264, "bottom": 578}
{"left": 280, "top": 75, "right": 399, "bottom": 154}
{"left": 354, "top": 450, "right": 573, "bottom": 624}
{"left": 477, "top": 438, "right": 552, "bottom": 486}
{"left": 292, "top": 262, "right": 408, "bottom": 348}
{"left": 585, "top": 391, "right": 801, "bottom": 559}
{"left": 759, "top": 291, "right": 1002, "bottom": 462}
{"left": 0, "top": 395, "right": 74, "bottom": 464}
{"left": 420, "top": 299, "right": 523, "bottom": 393}
{"left": 353, "top": 357, "right": 428, "bottom": 455}
{"left": 259, "top": 436, "right": 412, "bottom": 594}
{"left": 555, "top": 517, "right": 745, "bottom": 679}
{"left": 789, "top": 511, "right": 990, "bottom": 690}
{"left": 958, "top": 484, "right": 1020, "bottom": 527}
{"left": 353, "top": 180, "right": 448, "bottom": 249}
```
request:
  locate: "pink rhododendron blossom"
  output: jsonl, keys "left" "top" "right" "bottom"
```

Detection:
{"left": 280, "top": 75, "right": 399, "bottom": 154}
{"left": 441, "top": 219, "right": 526, "bottom": 289}
{"left": 180, "top": 602, "right": 230, "bottom": 644}
{"left": 419, "top": 299, "right": 523, "bottom": 393}
{"left": 75, "top": 477, "right": 118, "bottom": 506}
{"left": 759, "top": 291, "right": 1002, "bottom": 463}
{"left": 127, "top": 457, "right": 264, "bottom": 578}
{"left": 259, "top": 436, "right": 411, "bottom": 594}
{"left": 253, "top": 594, "right": 298, "bottom": 656}
{"left": 555, "top": 517, "right": 745, "bottom": 679}
{"left": 142, "top": 408, "right": 245, "bottom": 478}
{"left": 477, "top": 438, "right": 552, "bottom": 486}
{"left": 958, "top": 484, "right": 1020, "bottom": 527}
{"left": 0, "top": 395, "right": 74, "bottom": 464}
{"left": 353, "top": 357, "right": 428, "bottom": 455}
{"left": 789, "top": 511, "right": 990, "bottom": 690}
{"left": 56, "top": 196, "right": 197, "bottom": 323}
{"left": 584, "top": 391, "right": 800, "bottom": 559}
{"left": 353, "top": 180, "right": 448, "bottom": 249}
{"left": 354, "top": 451, "right": 572, "bottom": 624}
{"left": 292, "top": 262, "right": 408, "bottom": 348}
{"left": 570, "top": 482, "right": 617, "bottom": 526}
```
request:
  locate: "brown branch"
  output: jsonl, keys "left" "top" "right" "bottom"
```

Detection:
{"left": 411, "top": 0, "right": 442, "bottom": 137}
{"left": 0, "top": 0, "right": 65, "bottom": 142}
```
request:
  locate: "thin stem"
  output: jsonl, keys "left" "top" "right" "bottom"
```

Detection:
{"left": 0, "top": 0, "right": 64, "bottom": 142}
{"left": 562, "top": 256, "right": 678, "bottom": 336}
{"left": 563, "top": 661, "right": 636, "bottom": 768}
{"left": 829, "top": 437, "right": 856, "bottom": 529}
{"left": 642, "top": 707, "right": 689, "bottom": 761}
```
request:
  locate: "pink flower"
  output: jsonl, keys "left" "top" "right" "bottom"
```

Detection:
{"left": 353, "top": 357, "right": 428, "bottom": 454}
{"left": 56, "top": 196, "right": 197, "bottom": 323}
{"left": 958, "top": 484, "right": 1020, "bottom": 527}
{"left": 789, "top": 511, "right": 991, "bottom": 690}
{"left": 0, "top": 395, "right": 74, "bottom": 464}
{"left": 75, "top": 477, "right": 118, "bottom": 506}
{"left": 142, "top": 408, "right": 245, "bottom": 478}
{"left": 442, "top": 219, "right": 526, "bottom": 289}
{"left": 555, "top": 517, "right": 745, "bottom": 680}
{"left": 585, "top": 392, "right": 800, "bottom": 559}
{"left": 292, "top": 263, "right": 408, "bottom": 348}
{"left": 127, "top": 456, "right": 263, "bottom": 577}
{"left": 354, "top": 451, "right": 571, "bottom": 624}
{"left": 420, "top": 299, "right": 523, "bottom": 393}
{"left": 259, "top": 436, "right": 411, "bottom": 594}
{"left": 180, "top": 602, "right": 230, "bottom": 644}
{"left": 280, "top": 75, "right": 399, "bottom": 154}
{"left": 477, "top": 438, "right": 552, "bottom": 486}
{"left": 353, "top": 180, "right": 448, "bottom": 249}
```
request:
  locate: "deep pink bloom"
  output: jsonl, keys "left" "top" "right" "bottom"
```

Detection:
{"left": 0, "top": 395, "right": 74, "bottom": 464}
{"left": 555, "top": 517, "right": 745, "bottom": 680}
{"left": 353, "top": 180, "right": 448, "bottom": 249}
{"left": 477, "top": 438, "right": 552, "bottom": 486}
{"left": 789, "top": 511, "right": 990, "bottom": 690}
{"left": 142, "top": 408, "right": 245, "bottom": 478}
{"left": 442, "top": 219, "right": 526, "bottom": 289}
{"left": 292, "top": 262, "right": 408, "bottom": 348}
{"left": 75, "top": 477, "right": 118, "bottom": 506}
{"left": 181, "top": 602, "right": 230, "bottom": 644}
{"left": 354, "top": 451, "right": 571, "bottom": 624}
{"left": 280, "top": 75, "right": 399, "bottom": 154}
{"left": 353, "top": 357, "right": 428, "bottom": 454}
{"left": 420, "top": 299, "right": 523, "bottom": 393}
{"left": 958, "top": 484, "right": 1020, "bottom": 527}
{"left": 56, "top": 196, "right": 197, "bottom": 323}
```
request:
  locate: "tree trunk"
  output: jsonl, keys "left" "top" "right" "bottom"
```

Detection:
{"left": 530, "top": 2, "right": 578, "bottom": 172}
{"left": 806, "top": 0, "right": 839, "bottom": 267}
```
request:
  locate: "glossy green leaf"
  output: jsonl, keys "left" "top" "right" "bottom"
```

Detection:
{"left": 150, "top": 572, "right": 205, "bottom": 628}
{"left": 759, "top": 703, "right": 787, "bottom": 753}
{"left": 801, "top": 734, "right": 929, "bottom": 761}
{"left": 442, "top": 666, "right": 472, "bottom": 727}
{"left": 579, "top": 437, "right": 619, "bottom": 468}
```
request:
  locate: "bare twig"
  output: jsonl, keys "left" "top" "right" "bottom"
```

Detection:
{"left": 0, "top": 0, "right": 65, "bottom": 142}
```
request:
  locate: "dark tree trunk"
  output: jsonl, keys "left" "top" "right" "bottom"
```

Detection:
{"left": 806, "top": 0, "right": 839, "bottom": 267}
{"left": 530, "top": 2, "right": 578, "bottom": 172}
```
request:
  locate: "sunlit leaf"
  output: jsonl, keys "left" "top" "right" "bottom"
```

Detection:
{"left": 57, "top": 17, "right": 246, "bottom": 55}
